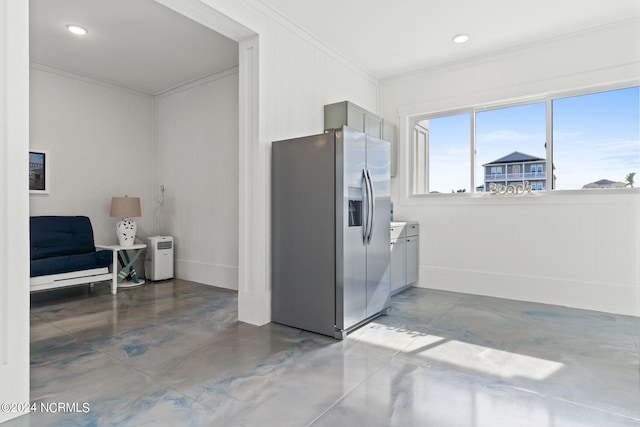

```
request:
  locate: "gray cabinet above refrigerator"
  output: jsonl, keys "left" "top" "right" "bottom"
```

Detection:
{"left": 324, "top": 101, "right": 397, "bottom": 177}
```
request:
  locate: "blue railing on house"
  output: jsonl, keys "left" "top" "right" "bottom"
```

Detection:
{"left": 485, "top": 172, "right": 545, "bottom": 181}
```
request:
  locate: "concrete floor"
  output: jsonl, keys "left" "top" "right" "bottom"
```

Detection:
{"left": 5, "top": 279, "right": 639, "bottom": 426}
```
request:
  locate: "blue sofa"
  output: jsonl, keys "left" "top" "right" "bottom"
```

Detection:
{"left": 30, "top": 216, "right": 113, "bottom": 292}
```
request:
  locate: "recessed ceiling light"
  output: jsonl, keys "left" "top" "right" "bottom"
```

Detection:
{"left": 452, "top": 34, "right": 469, "bottom": 44}
{"left": 66, "top": 25, "right": 88, "bottom": 36}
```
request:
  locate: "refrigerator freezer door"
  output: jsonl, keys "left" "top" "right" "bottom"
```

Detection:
{"left": 366, "top": 134, "right": 391, "bottom": 317}
{"left": 271, "top": 132, "right": 337, "bottom": 337}
{"left": 336, "top": 127, "right": 367, "bottom": 332}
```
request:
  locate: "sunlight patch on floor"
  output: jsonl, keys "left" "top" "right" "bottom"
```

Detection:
{"left": 352, "top": 323, "right": 564, "bottom": 381}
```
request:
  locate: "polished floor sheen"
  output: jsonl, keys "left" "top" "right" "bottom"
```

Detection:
{"left": 6, "top": 279, "right": 640, "bottom": 426}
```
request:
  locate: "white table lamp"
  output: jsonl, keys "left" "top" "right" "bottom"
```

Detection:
{"left": 110, "top": 196, "right": 142, "bottom": 247}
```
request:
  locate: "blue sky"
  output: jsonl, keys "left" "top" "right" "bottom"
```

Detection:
{"left": 29, "top": 152, "right": 45, "bottom": 167}
{"left": 424, "top": 113, "right": 470, "bottom": 192}
{"left": 553, "top": 87, "right": 639, "bottom": 189}
{"left": 421, "top": 86, "right": 639, "bottom": 192}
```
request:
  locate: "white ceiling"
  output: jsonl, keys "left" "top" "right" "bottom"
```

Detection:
{"left": 30, "top": 0, "right": 640, "bottom": 94}
{"left": 262, "top": 0, "right": 640, "bottom": 79}
{"left": 30, "top": 0, "right": 239, "bottom": 95}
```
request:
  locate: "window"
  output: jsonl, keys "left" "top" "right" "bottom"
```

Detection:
{"left": 476, "top": 102, "right": 546, "bottom": 192}
{"left": 412, "top": 84, "right": 639, "bottom": 195}
{"left": 552, "top": 86, "right": 639, "bottom": 190}
{"left": 413, "top": 113, "right": 471, "bottom": 194}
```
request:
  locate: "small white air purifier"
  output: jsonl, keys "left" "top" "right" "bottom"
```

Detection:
{"left": 145, "top": 236, "right": 174, "bottom": 281}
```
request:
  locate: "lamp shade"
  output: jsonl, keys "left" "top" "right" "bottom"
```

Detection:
{"left": 110, "top": 196, "right": 141, "bottom": 218}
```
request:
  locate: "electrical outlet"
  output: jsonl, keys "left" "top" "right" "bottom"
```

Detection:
{"left": 158, "top": 185, "right": 165, "bottom": 202}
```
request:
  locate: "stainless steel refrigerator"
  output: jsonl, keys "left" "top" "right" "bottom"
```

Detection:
{"left": 271, "top": 126, "right": 391, "bottom": 339}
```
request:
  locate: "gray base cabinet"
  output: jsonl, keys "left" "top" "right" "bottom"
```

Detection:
{"left": 406, "top": 236, "right": 419, "bottom": 285}
{"left": 390, "top": 221, "right": 419, "bottom": 293}
{"left": 391, "top": 228, "right": 406, "bottom": 292}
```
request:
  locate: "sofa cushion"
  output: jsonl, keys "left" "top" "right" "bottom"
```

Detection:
{"left": 30, "top": 250, "right": 113, "bottom": 278}
{"left": 30, "top": 216, "right": 97, "bottom": 260}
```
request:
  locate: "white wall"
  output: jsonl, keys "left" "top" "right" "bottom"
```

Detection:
{"left": 29, "top": 65, "right": 155, "bottom": 245}
{"left": 155, "top": 68, "right": 239, "bottom": 289}
{"left": 0, "top": 0, "right": 30, "bottom": 421}
{"left": 380, "top": 20, "right": 640, "bottom": 316}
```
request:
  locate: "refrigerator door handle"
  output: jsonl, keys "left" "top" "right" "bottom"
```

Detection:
{"left": 366, "top": 168, "right": 375, "bottom": 244}
{"left": 361, "top": 169, "right": 369, "bottom": 244}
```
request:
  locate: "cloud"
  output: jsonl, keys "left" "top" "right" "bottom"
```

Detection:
{"left": 477, "top": 130, "right": 545, "bottom": 143}
{"left": 553, "top": 137, "right": 639, "bottom": 188}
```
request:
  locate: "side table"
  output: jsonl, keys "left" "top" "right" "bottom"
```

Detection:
{"left": 96, "top": 243, "right": 147, "bottom": 295}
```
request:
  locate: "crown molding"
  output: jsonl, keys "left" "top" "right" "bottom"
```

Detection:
{"left": 154, "top": 65, "right": 239, "bottom": 97}
{"left": 30, "top": 60, "right": 240, "bottom": 98}
{"left": 246, "top": 0, "right": 378, "bottom": 85}
{"left": 30, "top": 61, "right": 154, "bottom": 98}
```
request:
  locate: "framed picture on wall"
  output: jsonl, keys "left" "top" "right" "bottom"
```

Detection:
{"left": 29, "top": 150, "right": 50, "bottom": 194}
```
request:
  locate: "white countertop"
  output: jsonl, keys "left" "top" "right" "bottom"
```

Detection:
{"left": 391, "top": 221, "right": 418, "bottom": 227}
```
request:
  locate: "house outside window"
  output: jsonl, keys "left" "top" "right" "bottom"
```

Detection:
{"left": 482, "top": 151, "right": 550, "bottom": 192}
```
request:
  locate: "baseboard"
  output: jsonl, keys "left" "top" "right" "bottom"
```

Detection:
{"left": 174, "top": 259, "right": 238, "bottom": 291}
{"left": 417, "top": 266, "right": 640, "bottom": 317}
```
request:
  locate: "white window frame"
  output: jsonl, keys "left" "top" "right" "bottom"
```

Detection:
{"left": 413, "top": 124, "right": 429, "bottom": 194}
{"left": 408, "top": 81, "right": 639, "bottom": 197}
{"left": 411, "top": 110, "right": 473, "bottom": 195}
